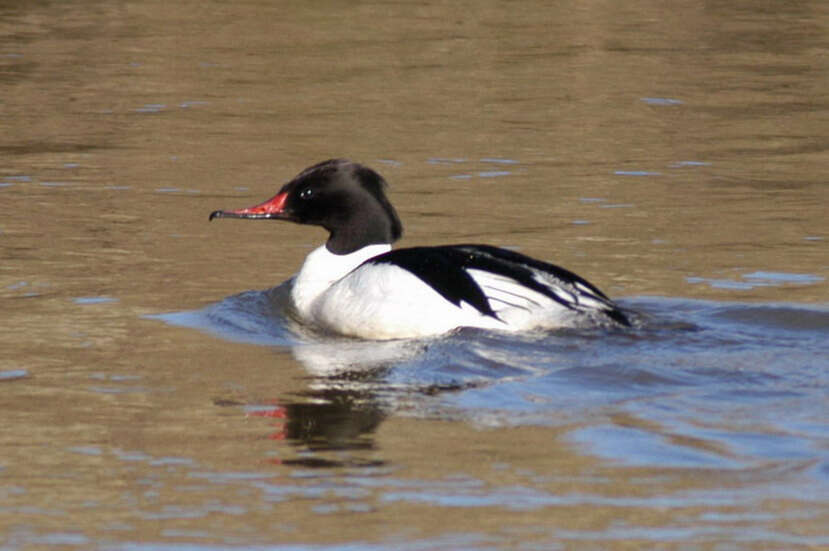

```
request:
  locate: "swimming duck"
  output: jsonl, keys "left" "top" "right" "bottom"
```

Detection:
{"left": 209, "top": 159, "right": 629, "bottom": 339}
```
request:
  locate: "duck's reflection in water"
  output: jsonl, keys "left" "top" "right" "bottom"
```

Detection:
{"left": 248, "top": 339, "right": 426, "bottom": 467}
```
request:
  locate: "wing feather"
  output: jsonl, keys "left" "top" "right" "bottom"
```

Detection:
{"left": 368, "top": 245, "right": 630, "bottom": 326}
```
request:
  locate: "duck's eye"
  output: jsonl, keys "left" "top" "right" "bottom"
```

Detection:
{"left": 299, "top": 188, "right": 314, "bottom": 200}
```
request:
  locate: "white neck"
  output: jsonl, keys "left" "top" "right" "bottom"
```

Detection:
{"left": 290, "top": 243, "right": 391, "bottom": 318}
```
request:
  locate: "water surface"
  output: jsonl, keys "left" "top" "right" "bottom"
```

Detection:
{"left": 1, "top": 0, "right": 827, "bottom": 549}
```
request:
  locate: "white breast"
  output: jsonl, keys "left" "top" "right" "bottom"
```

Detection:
{"left": 290, "top": 244, "right": 391, "bottom": 319}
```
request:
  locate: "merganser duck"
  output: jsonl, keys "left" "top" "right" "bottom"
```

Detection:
{"left": 209, "top": 159, "right": 630, "bottom": 339}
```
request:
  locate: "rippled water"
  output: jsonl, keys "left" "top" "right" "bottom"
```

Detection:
{"left": 2, "top": 0, "right": 828, "bottom": 548}
{"left": 159, "top": 289, "right": 829, "bottom": 459}
{"left": 147, "top": 292, "right": 829, "bottom": 548}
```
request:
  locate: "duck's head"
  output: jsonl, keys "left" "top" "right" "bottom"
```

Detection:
{"left": 210, "top": 159, "right": 403, "bottom": 255}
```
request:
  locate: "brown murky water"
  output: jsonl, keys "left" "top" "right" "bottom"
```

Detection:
{"left": 1, "top": 1, "right": 827, "bottom": 549}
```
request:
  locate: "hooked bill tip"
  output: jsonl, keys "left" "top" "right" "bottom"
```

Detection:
{"left": 208, "top": 210, "right": 223, "bottom": 221}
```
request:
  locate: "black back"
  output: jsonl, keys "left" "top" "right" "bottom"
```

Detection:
{"left": 369, "top": 244, "right": 630, "bottom": 326}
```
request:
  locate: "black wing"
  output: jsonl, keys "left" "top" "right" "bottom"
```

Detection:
{"left": 368, "top": 245, "right": 630, "bottom": 326}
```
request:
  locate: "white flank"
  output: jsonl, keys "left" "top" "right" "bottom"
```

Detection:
{"left": 290, "top": 245, "right": 616, "bottom": 340}
{"left": 310, "top": 263, "right": 506, "bottom": 339}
